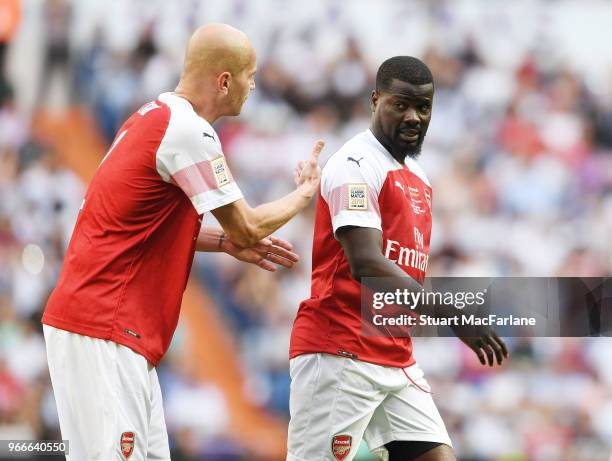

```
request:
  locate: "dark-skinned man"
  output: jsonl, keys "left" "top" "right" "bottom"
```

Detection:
{"left": 287, "top": 56, "right": 508, "bottom": 461}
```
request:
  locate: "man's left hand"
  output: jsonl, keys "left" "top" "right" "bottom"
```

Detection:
{"left": 454, "top": 328, "right": 509, "bottom": 367}
{"left": 224, "top": 235, "right": 299, "bottom": 272}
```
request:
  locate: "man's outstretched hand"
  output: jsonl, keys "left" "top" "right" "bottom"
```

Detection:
{"left": 294, "top": 140, "right": 324, "bottom": 199}
{"left": 454, "top": 327, "right": 509, "bottom": 367}
{"left": 224, "top": 235, "right": 299, "bottom": 272}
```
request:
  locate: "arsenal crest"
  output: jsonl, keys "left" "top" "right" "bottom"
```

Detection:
{"left": 120, "top": 431, "right": 135, "bottom": 459}
{"left": 331, "top": 434, "right": 352, "bottom": 461}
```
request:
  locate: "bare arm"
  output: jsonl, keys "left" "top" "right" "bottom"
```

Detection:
{"left": 337, "top": 226, "right": 423, "bottom": 285}
{"left": 337, "top": 226, "right": 509, "bottom": 366}
{"left": 211, "top": 140, "right": 324, "bottom": 248}
{"left": 195, "top": 226, "right": 227, "bottom": 252}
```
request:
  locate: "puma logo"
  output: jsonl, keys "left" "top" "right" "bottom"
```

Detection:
{"left": 394, "top": 181, "right": 405, "bottom": 193}
{"left": 202, "top": 131, "right": 215, "bottom": 140}
{"left": 347, "top": 156, "right": 364, "bottom": 167}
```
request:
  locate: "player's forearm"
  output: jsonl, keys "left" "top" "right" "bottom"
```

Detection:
{"left": 239, "top": 186, "right": 313, "bottom": 245}
{"left": 352, "top": 254, "right": 423, "bottom": 291}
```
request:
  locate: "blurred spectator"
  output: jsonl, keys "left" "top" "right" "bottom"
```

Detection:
{"left": 38, "top": 0, "right": 72, "bottom": 109}
{"left": 0, "top": 0, "right": 20, "bottom": 95}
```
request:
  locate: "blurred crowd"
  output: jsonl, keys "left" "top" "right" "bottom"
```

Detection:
{"left": 1, "top": 0, "right": 612, "bottom": 460}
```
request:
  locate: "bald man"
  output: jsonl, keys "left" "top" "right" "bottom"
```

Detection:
{"left": 42, "top": 23, "right": 323, "bottom": 461}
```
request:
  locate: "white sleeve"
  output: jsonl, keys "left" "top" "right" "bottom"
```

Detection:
{"left": 155, "top": 118, "right": 243, "bottom": 215}
{"left": 321, "top": 152, "right": 383, "bottom": 235}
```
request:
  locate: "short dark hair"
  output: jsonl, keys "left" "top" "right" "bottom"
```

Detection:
{"left": 375, "top": 56, "right": 433, "bottom": 92}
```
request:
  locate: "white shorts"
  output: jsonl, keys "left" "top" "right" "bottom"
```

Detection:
{"left": 287, "top": 353, "right": 452, "bottom": 461}
{"left": 43, "top": 324, "right": 170, "bottom": 461}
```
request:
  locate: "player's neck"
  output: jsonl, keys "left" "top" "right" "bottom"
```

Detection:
{"left": 173, "top": 85, "right": 221, "bottom": 124}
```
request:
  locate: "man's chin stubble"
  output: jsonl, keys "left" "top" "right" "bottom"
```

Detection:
{"left": 394, "top": 139, "right": 423, "bottom": 160}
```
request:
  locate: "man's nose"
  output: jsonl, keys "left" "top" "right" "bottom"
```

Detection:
{"left": 403, "top": 107, "right": 419, "bottom": 124}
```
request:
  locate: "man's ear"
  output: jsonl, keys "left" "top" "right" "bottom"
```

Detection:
{"left": 217, "top": 71, "right": 231, "bottom": 95}
{"left": 371, "top": 90, "right": 379, "bottom": 112}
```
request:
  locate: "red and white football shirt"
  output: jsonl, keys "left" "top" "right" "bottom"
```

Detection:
{"left": 42, "top": 92, "right": 243, "bottom": 365}
{"left": 290, "top": 129, "right": 433, "bottom": 368}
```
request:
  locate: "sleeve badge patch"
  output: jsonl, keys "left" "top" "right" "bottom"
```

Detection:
{"left": 347, "top": 183, "right": 368, "bottom": 210}
{"left": 211, "top": 156, "right": 230, "bottom": 187}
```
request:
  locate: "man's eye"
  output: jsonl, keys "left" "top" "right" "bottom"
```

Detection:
{"left": 420, "top": 105, "right": 431, "bottom": 112}
{"left": 394, "top": 102, "right": 405, "bottom": 110}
